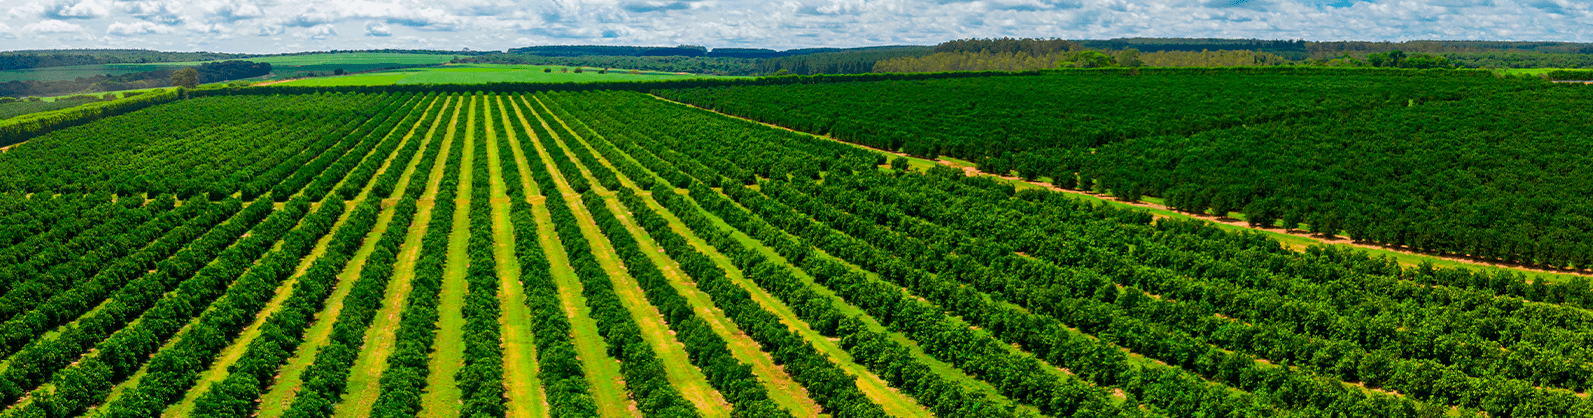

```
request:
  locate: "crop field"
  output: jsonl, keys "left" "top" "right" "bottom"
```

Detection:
{"left": 278, "top": 64, "right": 735, "bottom": 87}
{"left": 659, "top": 68, "right": 1593, "bottom": 272}
{"left": 0, "top": 53, "right": 456, "bottom": 84}
{"left": 1, "top": 71, "right": 1592, "bottom": 418}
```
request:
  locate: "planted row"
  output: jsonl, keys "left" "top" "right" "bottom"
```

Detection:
{"left": 368, "top": 94, "right": 467, "bottom": 418}
{"left": 459, "top": 95, "right": 507, "bottom": 417}
{"left": 280, "top": 94, "right": 456, "bottom": 418}
{"left": 495, "top": 94, "right": 602, "bottom": 416}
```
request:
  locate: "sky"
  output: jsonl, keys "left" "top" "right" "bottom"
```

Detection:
{"left": 0, "top": 0, "right": 1588, "bottom": 53}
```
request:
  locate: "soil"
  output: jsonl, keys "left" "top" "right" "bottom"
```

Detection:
{"left": 254, "top": 78, "right": 304, "bottom": 86}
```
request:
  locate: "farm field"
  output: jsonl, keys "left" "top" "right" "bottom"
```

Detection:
{"left": 277, "top": 64, "right": 736, "bottom": 87}
{"left": 0, "top": 53, "right": 457, "bottom": 84}
{"left": 3, "top": 71, "right": 1593, "bottom": 418}
{"left": 658, "top": 68, "right": 1593, "bottom": 273}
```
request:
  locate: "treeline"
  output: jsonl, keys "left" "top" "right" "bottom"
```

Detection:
{"left": 466, "top": 46, "right": 933, "bottom": 75}
{"left": 935, "top": 38, "right": 1079, "bottom": 54}
{"left": 1078, "top": 38, "right": 1310, "bottom": 57}
{"left": 508, "top": 45, "right": 710, "bottom": 57}
{"left": 874, "top": 49, "right": 1294, "bottom": 72}
{"left": 0, "top": 60, "right": 270, "bottom": 98}
{"left": 456, "top": 54, "right": 759, "bottom": 76}
{"left": 0, "top": 49, "right": 250, "bottom": 70}
{"left": 760, "top": 47, "right": 933, "bottom": 75}
{"left": 0, "top": 93, "right": 122, "bottom": 119}
{"left": 0, "top": 70, "right": 171, "bottom": 98}
{"left": 873, "top": 51, "right": 1071, "bottom": 73}
{"left": 1138, "top": 50, "right": 1292, "bottom": 67}
{"left": 914, "top": 38, "right": 1593, "bottom": 71}
{"left": 1546, "top": 69, "right": 1593, "bottom": 80}
{"left": 1446, "top": 52, "right": 1593, "bottom": 69}
{"left": 879, "top": 38, "right": 1300, "bottom": 72}
{"left": 1307, "top": 40, "right": 1593, "bottom": 59}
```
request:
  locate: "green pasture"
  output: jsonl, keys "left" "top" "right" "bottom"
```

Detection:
{"left": 1496, "top": 68, "right": 1575, "bottom": 76}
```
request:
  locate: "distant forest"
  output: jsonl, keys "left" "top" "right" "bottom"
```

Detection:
{"left": 0, "top": 49, "right": 489, "bottom": 72}
{"left": 463, "top": 38, "right": 1593, "bottom": 76}
{"left": 458, "top": 45, "right": 933, "bottom": 76}
{"left": 12, "top": 39, "right": 1593, "bottom": 82}
{"left": 0, "top": 61, "right": 270, "bottom": 98}
{"left": 0, "top": 50, "right": 251, "bottom": 71}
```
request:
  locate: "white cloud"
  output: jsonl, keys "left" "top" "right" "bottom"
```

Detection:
{"left": 3, "top": 0, "right": 1593, "bottom": 53}
{"left": 108, "top": 20, "right": 175, "bottom": 35}
{"left": 202, "top": 0, "right": 266, "bottom": 22}
{"left": 0, "top": 24, "right": 15, "bottom": 38}
{"left": 23, "top": 19, "right": 87, "bottom": 33}
{"left": 116, "top": 0, "right": 183, "bottom": 24}
{"left": 364, "top": 20, "right": 391, "bottom": 36}
{"left": 257, "top": 23, "right": 283, "bottom": 36}
{"left": 37, "top": 0, "right": 112, "bottom": 19}
{"left": 295, "top": 23, "right": 336, "bottom": 39}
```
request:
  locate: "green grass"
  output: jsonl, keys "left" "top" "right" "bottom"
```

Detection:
{"left": 280, "top": 74, "right": 415, "bottom": 86}
{"left": 501, "top": 98, "right": 639, "bottom": 418}
{"left": 532, "top": 98, "right": 824, "bottom": 417}
{"left": 484, "top": 98, "right": 550, "bottom": 418}
{"left": 679, "top": 194, "right": 938, "bottom": 418}
{"left": 159, "top": 103, "right": 414, "bottom": 417}
{"left": 529, "top": 99, "right": 732, "bottom": 415}
{"left": 230, "top": 53, "right": 455, "bottom": 67}
{"left": 533, "top": 103, "right": 731, "bottom": 417}
{"left": 1497, "top": 68, "right": 1574, "bottom": 76}
{"left": 175, "top": 53, "right": 455, "bottom": 79}
{"left": 255, "top": 96, "right": 447, "bottom": 418}
{"left": 420, "top": 96, "right": 476, "bottom": 418}
{"left": 334, "top": 96, "right": 464, "bottom": 418}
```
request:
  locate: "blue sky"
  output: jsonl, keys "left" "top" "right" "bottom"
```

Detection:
{"left": 0, "top": 0, "right": 1588, "bottom": 53}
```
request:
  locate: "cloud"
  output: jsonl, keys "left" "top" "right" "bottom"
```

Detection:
{"left": 278, "top": 3, "right": 461, "bottom": 31}
{"left": 295, "top": 23, "right": 336, "bottom": 39}
{"left": 116, "top": 0, "right": 184, "bottom": 24}
{"left": 6, "top": 0, "right": 1593, "bottom": 54}
{"left": 622, "top": 1, "right": 696, "bottom": 13}
{"left": 364, "top": 20, "right": 391, "bottom": 36}
{"left": 24, "top": 19, "right": 86, "bottom": 33}
{"left": 0, "top": 24, "right": 15, "bottom": 38}
{"left": 41, "top": 0, "right": 110, "bottom": 19}
{"left": 257, "top": 23, "right": 283, "bottom": 36}
{"left": 203, "top": 0, "right": 266, "bottom": 22}
{"left": 108, "top": 20, "right": 175, "bottom": 35}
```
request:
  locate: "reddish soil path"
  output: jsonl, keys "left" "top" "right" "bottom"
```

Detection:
{"left": 254, "top": 78, "right": 304, "bottom": 86}
{"left": 649, "top": 94, "right": 1592, "bottom": 280}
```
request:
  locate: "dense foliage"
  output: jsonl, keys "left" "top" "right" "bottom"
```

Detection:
{"left": 657, "top": 69, "right": 1593, "bottom": 269}
{"left": 0, "top": 61, "right": 271, "bottom": 98}
{"left": 0, "top": 50, "right": 251, "bottom": 71}
{"left": 3, "top": 79, "right": 1592, "bottom": 418}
